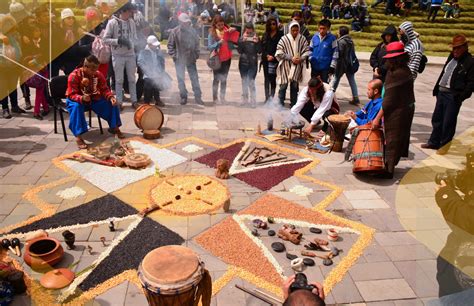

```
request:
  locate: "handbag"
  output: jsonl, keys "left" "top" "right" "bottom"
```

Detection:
{"left": 24, "top": 69, "right": 47, "bottom": 89}
{"left": 207, "top": 50, "right": 221, "bottom": 70}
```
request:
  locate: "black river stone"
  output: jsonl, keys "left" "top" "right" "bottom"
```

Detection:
{"left": 303, "top": 258, "right": 315, "bottom": 266}
{"left": 271, "top": 242, "right": 285, "bottom": 253}
{"left": 268, "top": 230, "right": 276, "bottom": 236}
{"left": 309, "top": 227, "right": 322, "bottom": 234}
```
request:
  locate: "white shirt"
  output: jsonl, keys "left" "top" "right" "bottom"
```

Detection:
{"left": 290, "top": 84, "right": 335, "bottom": 125}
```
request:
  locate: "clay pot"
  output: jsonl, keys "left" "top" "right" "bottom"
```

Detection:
{"left": 24, "top": 237, "right": 64, "bottom": 271}
{"left": 327, "top": 228, "right": 339, "bottom": 242}
{"left": 40, "top": 268, "right": 75, "bottom": 289}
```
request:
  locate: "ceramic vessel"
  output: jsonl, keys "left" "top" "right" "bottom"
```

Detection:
{"left": 24, "top": 237, "right": 64, "bottom": 270}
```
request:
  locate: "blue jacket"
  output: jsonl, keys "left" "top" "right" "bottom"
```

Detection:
{"left": 355, "top": 97, "right": 383, "bottom": 125}
{"left": 309, "top": 32, "right": 337, "bottom": 71}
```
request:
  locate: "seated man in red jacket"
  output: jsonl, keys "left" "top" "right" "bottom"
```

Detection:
{"left": 66, "top": 55, "right": 123, "bottom": 149}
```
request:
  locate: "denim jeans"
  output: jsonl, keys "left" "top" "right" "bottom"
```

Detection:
{"left": 278, "top": 81, "right": 299, "bottom": 107}
{"left": 239, "top": 64, "right": 257, "bottom": 103}
{"left": 175, "top": 60, "right": 202, "bottom": 99}
{"left": 112, "top": 54, "right": 137, "bottom": 104}
{"left": 428, "top": 90, "right": 462, "bottom": 148}
{"left": 330, "top": 72, "right": 359, "bottom": 98}
{"left": 212, "top": 59, "right": 231, "bottom": 101}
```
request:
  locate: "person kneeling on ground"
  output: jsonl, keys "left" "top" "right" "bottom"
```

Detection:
{"left": 290, "top": 77, "right": 339, "bottom": 135}
{"left": 282, "top": 275, "right": 326, "bottom": 306}
{"left": 345, "top": 79, "right": 383, "bottom": 129}
{"left": 138, "top": 35, "right": 171, "bottom": 107}
{"left": 66, "top": 55, "right": 124, "bottom": 149}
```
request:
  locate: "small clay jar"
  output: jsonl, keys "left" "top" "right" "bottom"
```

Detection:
{"left": 24, "top": 237, "right": 64, "bottom": 271}
{"left": 327, "top": 228, "right": 339, "bottom": 242}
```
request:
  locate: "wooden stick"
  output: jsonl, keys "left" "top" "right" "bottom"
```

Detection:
{"left": 202, "top": 199, "right": 213, "bottom": 206}
{"left": 235, "top": 284, "right": 274, "bottom": 305}
{"left": 165, "top": 180, "right": 175, "bottom": 186}
{"left": 254, "top": 289, "right": 284, "bottom": 304}
{"left": 242, "top": 147, "right": 256, "bottom": 162}
{"left": 238, "top": 144, "right": 250, "bottom": 161}
{"left": 161, "top": 201, "right": 173, "bottom": 207}
{"left": 204, "top": 180, "right": 212, "bottom": 186}
{"left": 255, "top": 156, "right": 288, "bottom": 165}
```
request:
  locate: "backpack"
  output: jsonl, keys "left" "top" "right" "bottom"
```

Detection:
{"left": 347, "top": 44, "right": 359, "bottom": 74}
{"left": 418, "top": 54, "right": 428, "bottom": 73}
{"left": 92, "top": 30, "right": 111, "bottom": 64}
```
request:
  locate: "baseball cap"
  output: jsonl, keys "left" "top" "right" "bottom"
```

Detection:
{"left": 147, "top": 35, "right": 160, "bottom": 47}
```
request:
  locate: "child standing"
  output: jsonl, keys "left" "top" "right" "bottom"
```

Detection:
{"left": 238, "top": 23, "right": 261, "bottom": 107}
{"left": 22, "top": 23, "right": 49, "bottom": 120}
{"left": 137, "top": 35, "right": 171, "bottom": 106}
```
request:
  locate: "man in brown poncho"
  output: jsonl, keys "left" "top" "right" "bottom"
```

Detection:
{"left": 373, "top": 41, "right": 415, "bottom": 179}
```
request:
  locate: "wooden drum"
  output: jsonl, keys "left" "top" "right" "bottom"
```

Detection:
{"left": 138, "top": 245, "right": 212, "bottom": 306}
{"left": 352, "top": 123, "right": 385, "bottom": 173}
{"left": 328, "top": 114, "right": 351, "bottom": 152}
{"left": 134, "top": 104, "right": 164, "bottom": 131}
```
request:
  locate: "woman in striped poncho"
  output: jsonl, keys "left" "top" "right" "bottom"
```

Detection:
{"left": 275, "top": 21, "right": 311, "bottom": 107}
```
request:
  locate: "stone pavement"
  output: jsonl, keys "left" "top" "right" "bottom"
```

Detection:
{"left": 0, "top": 55, "right": 473, "bottom": 306}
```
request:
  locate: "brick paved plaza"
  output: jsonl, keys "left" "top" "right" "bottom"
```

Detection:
{"left": 1, "top": 53, "right": 473, "bottom": 305}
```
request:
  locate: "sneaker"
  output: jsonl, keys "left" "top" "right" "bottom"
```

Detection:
{"left": 180, "top": 97, "right": 188, "bottom": 105}
{"left": 24, "top": 100, "right": 32, "bottom": 110}
{"left": 11, "top": 106, "right": 26, "bottom": 114}
{"left": 155, "top": 98, "right": 165, "bottom": 107}
{"left": 349, "top": 97, "right": 360, "bottom": 106}
{"left": 2, "top": 109, "right": 12, "bottom": 119}
{"left": 195, "top": 97, "right": 204, "bottom": 105}
{"left": 33, "top": 114, "right": 43, "bottom": 120}
{"left": 421, "top": 143, "right": 439, "bottom": 150}
{"left": 41, "top": 109, "right": 50, "bottom": 117}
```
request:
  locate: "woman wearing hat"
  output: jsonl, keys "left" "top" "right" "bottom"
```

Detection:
{"left": 54, "top": 8, "right": 87, "bottom": 75}
{"left": 372, "top": 41, "right": 415, "bottom": 179}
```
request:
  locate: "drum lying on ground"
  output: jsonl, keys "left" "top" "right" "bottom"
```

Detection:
{"left": 134, "top": 104, "right": 164, "bottom": 131}
{"left": 138, "top": 245, "right": 209, "bottom": 306}
{"left": 352, "top": 123, "right": 385, "bottom": 173}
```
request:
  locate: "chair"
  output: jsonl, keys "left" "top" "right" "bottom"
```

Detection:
{"left": 49, "top": 75, "right": 103, "bottom": 142}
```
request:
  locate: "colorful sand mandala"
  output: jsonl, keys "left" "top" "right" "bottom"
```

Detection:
{"left": 195, "top": 193, "right": 374, "bottom": 297}
{"left": 0, "top": 136, "right": 368, "bottom": 303}
{"left": 1, "top": 195, "right": 184, "bottom": 304}
{"left": 61, "top": 140, "right": 187, "bottom": 193}
{"left": 149, "top": 175, "right": 230, "bottom": 216}
{"left": 195, "top": 140, "right": 312, "bottom": 191}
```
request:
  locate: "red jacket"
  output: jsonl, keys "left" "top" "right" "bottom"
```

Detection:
{"left": 66, "top": 68, "right": 113, "bottom": 103}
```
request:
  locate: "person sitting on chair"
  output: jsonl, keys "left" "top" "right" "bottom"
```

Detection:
{"left": 66, "top": 55, "right": 124, "bottom": 149}
{"left": 290, "top": 77, "right": 339, "bottom": 135}
{"left": 345, "top": 79, "right": 383, "bottom": 129}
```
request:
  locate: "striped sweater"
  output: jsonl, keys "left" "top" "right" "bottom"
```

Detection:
{"left": 399, "top": 21, "right": 424, "bottom": 80}
{"left": 275, "top": 22, "right": 311, "bottom": 84}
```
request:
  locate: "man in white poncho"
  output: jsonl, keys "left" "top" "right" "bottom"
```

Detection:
{"left": 275, "top": 21, "right": 310, "bottom": 107}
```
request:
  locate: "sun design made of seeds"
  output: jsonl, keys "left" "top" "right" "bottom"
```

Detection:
{"left": 150, "top": 175, "right": 231, "bottom": 216}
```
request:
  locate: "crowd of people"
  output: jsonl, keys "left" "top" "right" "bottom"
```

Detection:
{"left": 0, "top": 0, "right": 473, "bottom": 175}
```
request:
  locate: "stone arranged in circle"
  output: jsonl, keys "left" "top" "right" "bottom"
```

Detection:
{"left": 309, "top": 227, "right": 322, "bottom": 234}
{"left": 251, "top": 229, "right": 259, "bottom": 236}
{"left": 286, "top": 253, "right": 298, "bottom": 260}
{"left": 323, "top": 258, "right": 333, "bottom": 266}
{"left": 268, "top": 230, "right": 276, "bottom": 236}
{"left": 331, "top": 247, "right": 340, "bottom": 256}
{"left": 303, "top": 258, "right": 315, "bottom": 266}
{"left": 271, "top": 242, "right": 285, "bottom": 253}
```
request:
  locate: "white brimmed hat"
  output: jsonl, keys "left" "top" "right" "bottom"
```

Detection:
{"left": 61, "top": 8, "right": 75, "bottom": 20}
{"left": 147, "top": 35, "right": 160, "bottom": 47}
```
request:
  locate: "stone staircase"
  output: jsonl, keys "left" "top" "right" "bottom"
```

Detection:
{"left": 36, "top": 0, "right": 474, "bottom": 56}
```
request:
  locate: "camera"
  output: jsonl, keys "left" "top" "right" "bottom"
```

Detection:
{"left": 435, "top": 152, "right": 474, "bottom": 195}
{"left": 289, "top": 273, "right": 316, "bottom": 293}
